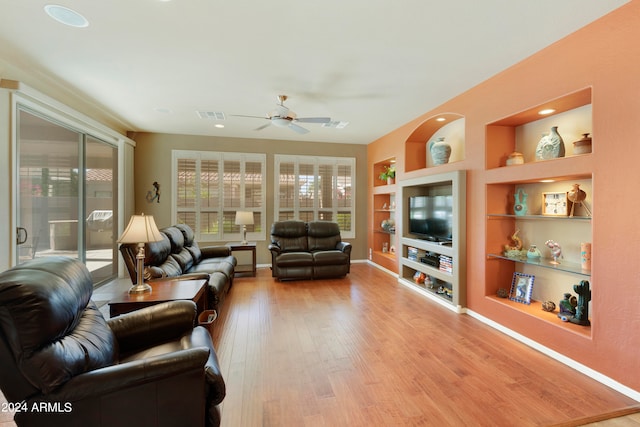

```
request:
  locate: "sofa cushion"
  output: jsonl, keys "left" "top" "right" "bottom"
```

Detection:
{"left": 144, "top": 234, "right": 172, "bottom": 266}
{"left": 270, "top": 220, "right": 309, "bottom": 252}
{"left": 171, "top": 248, "right": 195, "bottom": 272}
{"left": 312, "top": 250, "right": 350, "bottom": 266}
{"left": 162, "top": 226, "right": 186, "bottom": 254}
{"left": 274, "top": 252, "right": 314, "bottom": 267}
{"left": 307, "top": 221, "right": 342, "bottom": 252}
{"left": 146, "top": 256, "right": 183, "bottom": 279}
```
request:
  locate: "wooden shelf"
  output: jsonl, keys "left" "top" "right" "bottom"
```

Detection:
{"left": 486, "top": 295, "right": 591, "bottom": 338}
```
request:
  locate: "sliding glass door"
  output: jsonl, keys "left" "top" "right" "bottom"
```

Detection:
{"left": 15, "top": 107, "right": 117, "bottom": 284}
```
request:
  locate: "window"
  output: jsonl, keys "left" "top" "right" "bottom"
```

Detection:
{"left": 275, "top": 155, "right": 355, "bottom": 238}
{"left": 15, "top": 107, "right": 118, "bottom": 285}
{"left": 173, "top": 150, "right": 266, "bottom": 241}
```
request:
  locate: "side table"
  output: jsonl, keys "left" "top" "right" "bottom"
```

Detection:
{"left": 108, "top": 278, "right": 208, "bottom": 318}
{"left": 226, "top": 242, "right": 257, "bottom": 277}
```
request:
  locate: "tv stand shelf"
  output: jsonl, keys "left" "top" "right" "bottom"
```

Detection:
{"left": 398, "top": 170, "right": 466, "bottom": 312}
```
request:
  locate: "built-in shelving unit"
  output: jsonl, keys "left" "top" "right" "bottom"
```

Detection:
{"left": 398, "top": 170, "right": 466, "bottom": 312}
{"left": 485, "top": 87, "right": 593, "bottom": 337}
{"left": 371, "top": 158, "right": 398, "bottom": 273}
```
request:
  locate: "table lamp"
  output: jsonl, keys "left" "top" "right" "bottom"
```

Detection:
{"left": 117, "top": 213, "right": 164, "bottom": 293}
{"left": 235, "top": 211, "right": 254, "bottom": 245}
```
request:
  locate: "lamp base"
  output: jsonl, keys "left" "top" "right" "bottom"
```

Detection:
{"left": 129, "top": 282, "right": 152, "bottom": 294}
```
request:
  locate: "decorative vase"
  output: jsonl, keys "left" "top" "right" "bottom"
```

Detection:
{"left": 573, "top": 133, "right": 592, "bottom": 155}
{"left": 526, "top": 244, "right": 541, "bottom": 259}
{"left": 535, "top": 126, "right": 565, "bottom": 160}
{"left": 506, "top": 151, "right": 524, "bottom": 166}
{"left": 429, "top": 137, "right": 451, "bottom": 165}
{"left": 513, "top": 188, "right": 528, "bottom": 216}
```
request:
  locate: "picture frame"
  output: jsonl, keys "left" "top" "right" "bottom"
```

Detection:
{"left": 509, "top": 272, "right": 534, "bottom": 304}
{"left": 541, "top": 191, "right": 570, "bottom": 216}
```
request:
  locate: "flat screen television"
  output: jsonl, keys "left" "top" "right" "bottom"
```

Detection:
{"left": 408, "top": 195, "right": 453, "bottom": 242}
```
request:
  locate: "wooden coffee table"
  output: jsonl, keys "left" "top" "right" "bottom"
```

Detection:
{"left": 108, "top": 278, "right": 208, "bottom": 318}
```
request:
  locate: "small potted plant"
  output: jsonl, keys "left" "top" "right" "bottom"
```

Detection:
{"left": 378, "top": 165, "right": 396, "bottom": 185}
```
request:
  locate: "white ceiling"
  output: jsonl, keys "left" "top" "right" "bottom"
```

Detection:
{"left": 0, "top": 0, "right": 629, "bottom": 145}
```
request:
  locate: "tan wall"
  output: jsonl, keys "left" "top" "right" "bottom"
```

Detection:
{"left": 130, "top": 132, "right": 368, "bottom": 265}
{"left": 368, "top": 1, "right": 640, "bottom": 393}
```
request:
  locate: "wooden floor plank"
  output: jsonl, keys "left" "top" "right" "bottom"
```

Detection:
{"left": 212, "top": 264, "right": 638, "bottom": 427}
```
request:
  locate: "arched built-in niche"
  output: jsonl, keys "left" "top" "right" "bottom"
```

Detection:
{"left": 404, "top": 113, "right": 465, "bottom": 172}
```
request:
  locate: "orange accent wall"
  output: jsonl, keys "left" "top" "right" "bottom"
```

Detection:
{"left": 368, "top": 2, "right": 640, "bottom": 393}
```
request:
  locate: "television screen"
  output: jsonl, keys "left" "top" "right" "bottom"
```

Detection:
{"left": 408, "top": 195, "right": 453, "bottom": 241}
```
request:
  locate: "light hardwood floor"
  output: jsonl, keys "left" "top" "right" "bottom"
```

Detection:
{"left": 211, "top": 264, "right": 639, "bottom": 426}
{"left": 1, "top": 263, "right": 638, "bottom": 426}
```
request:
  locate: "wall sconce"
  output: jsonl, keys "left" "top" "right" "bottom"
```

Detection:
{"left": 117, "top": 214, "right": 163, "bottom": 293}
{"left": 235, "top": 211, "right": 254, "bottom": 245}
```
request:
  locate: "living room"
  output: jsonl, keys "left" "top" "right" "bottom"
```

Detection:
{"left": 1, "top": 1, "right": 640, "bottom": 426}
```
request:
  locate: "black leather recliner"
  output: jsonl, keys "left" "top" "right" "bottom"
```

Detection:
{"left": 0, "top": 256, "right": 225, "bottom": 427}
{"left": 268, "top": 220, "right": 351, "bottom": 280}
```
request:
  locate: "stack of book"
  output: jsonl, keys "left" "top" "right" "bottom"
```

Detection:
{"left": 439, "top": 255, "right": 453, "bottom": 273}
{"left": 407, "top": 247, "right": 419, "bottom": 261}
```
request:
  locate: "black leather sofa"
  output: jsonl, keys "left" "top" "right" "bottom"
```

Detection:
{"left": 268, "top": 220, "right": 352, "bottom": 280}
{"left": 120, "top": 223, "right": 236, "bottom": 312}
{"left": 0, "top": 256, "right": 225, "bottom": 427}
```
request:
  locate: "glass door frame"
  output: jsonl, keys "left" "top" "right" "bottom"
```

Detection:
{"left": 10, "top": 89, "right": 127, "bottom": 286}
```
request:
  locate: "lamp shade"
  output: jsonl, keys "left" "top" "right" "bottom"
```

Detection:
{"left": 235, "top": 211, "right": 254, "bottom": 226}
{"left": 117, "top": 214, "right": 164, "bottom": 244}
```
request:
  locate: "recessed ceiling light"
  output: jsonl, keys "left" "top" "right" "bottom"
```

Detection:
{"left": 540, "top": 179, "right": 555, "bottom": 183}
{"left": 44, "top": 5, "right": 89, "bottom": 28}
{"left": 214, "top": 124, "right": 225, "bottom": 129}
{"left": 436, "top": 117, "right": 446, "bottom": 122}
{"left": 538, "top": 109, "right": 556, "bottom": 115}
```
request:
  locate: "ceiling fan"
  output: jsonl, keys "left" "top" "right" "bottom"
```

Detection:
{"left": 232, "top": 95, "right": 331, "bottom": 134}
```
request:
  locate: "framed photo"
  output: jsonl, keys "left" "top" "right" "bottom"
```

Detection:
{"left": 509, "top": 272, "right": 534, "bottom": 304}
{"left": 541, "top": 191, "right": 570, "bottom": 216}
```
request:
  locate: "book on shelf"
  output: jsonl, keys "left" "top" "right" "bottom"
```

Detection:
{"left": 439, "top": 255, "right": 453, "bottom": 273}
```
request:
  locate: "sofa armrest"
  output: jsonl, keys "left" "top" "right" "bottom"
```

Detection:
{"left": 337, "top": 241, "right": 352, "bottom": 255}
{"left": 200, "top": 245, "right": 232, "bottom": 258}
{"left": 107, "top": 300, "right": 197, "bottom": 352}
{"left": 36, "top": 347, "right": 210, "bottom": 402}
{"left": 268, "top": 243, "right": 282, "bottom": 254}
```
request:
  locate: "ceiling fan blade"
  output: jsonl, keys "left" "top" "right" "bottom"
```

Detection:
{"left": 289, "top": 123, "right": 310, "bottom": 134}
{"left": 294, "top": 117, "right": 331, "bottom": 124}
{"left": 254, "top": 123, "right": 271, "bottom": 131}
{"left": 230, "top": 114, "right": 269, "bottom": 120}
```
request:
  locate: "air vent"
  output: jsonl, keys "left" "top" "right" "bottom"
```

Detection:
{"left": 196, "top": 111, "right": 225, "bottom": 120}
{"left": 322, "top": 121, "right": 349, "bottom": 129}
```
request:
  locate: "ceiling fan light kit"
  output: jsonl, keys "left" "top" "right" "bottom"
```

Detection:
{"left": 232, "top": 95, "right": 333, "bottom": 134}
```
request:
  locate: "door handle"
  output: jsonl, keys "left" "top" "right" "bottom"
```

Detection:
{"left": 16, "top": 227, "right": 28, "bottom": 245}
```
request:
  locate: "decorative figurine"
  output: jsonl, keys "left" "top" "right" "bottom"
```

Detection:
{"left": 497, "top": 288, "right": 508, "bottom": 298}
{"left": 526, "top": 244, "right": 541, "bottom": 259}
{"left": 513, "top": 188, "right": 528, "bottom": 216}
{"left": 542, "top": 301, "right": 556, "bottom": 312}
{"left": 147, "top": 181, "right": 161, "bottom": 203}
{"left": 567, "top": 183, "right": 592, "bottom": 217}
{"left": 503, "top": 229, "right": 524, "bottom": 257}
{"left": 570, "top": 280, "right": 591, "bottom": 326}
{"left": 545, "top": 240, "right": 562, "bottom": 264}
{"left": 558, "top": 293, "right": 577, "bottom": 322}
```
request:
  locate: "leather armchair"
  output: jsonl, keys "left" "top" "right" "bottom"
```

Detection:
{"left": 0, "top": 256, "right": 225, "bottom": 427}
{"left": 269, "top": 220, "right": 351, "bottom": 280}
